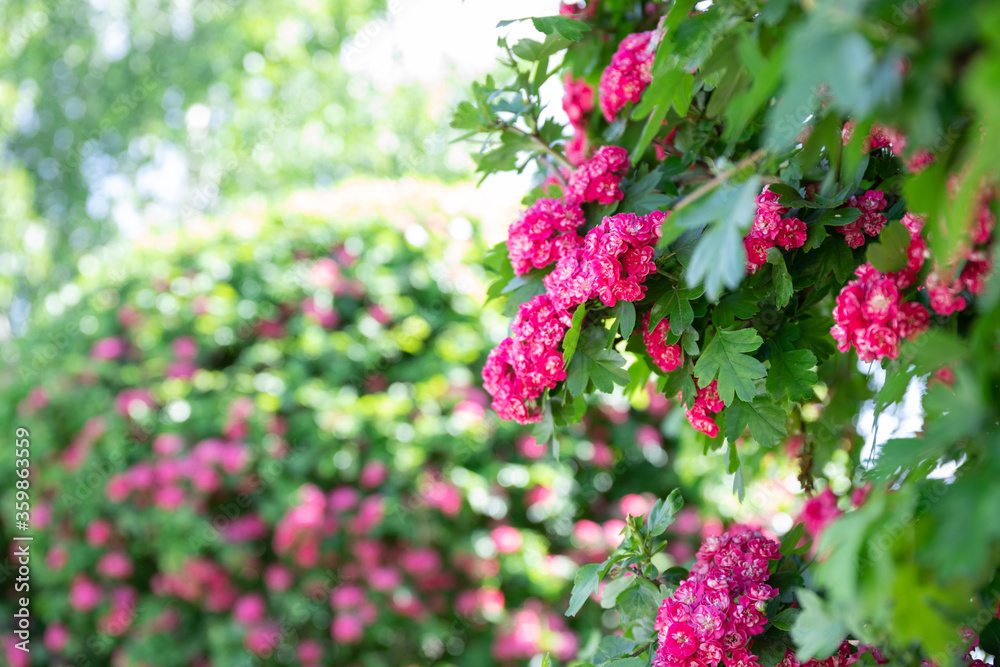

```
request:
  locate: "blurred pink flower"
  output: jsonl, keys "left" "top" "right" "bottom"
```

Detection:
{"left": 359, "top": 460, "right": 388, "bottom": 489}
{"left": 604, "top": 520, "right": 627, "bottom": 550}
{"left": 91, "top": 337, "right": 127, "bottom": 360}
{"left": 153, "top": 433, "right": 184, "bottom": 456}
{"left": 234, "top": 594, "right": 267, "bottom": 625}
{"left": 264, "top": 564, "right": 293, "bottom": 592}
{"left": 302, "top": 297, "right": 339, "bottom": 329}
{"left": 114, "top": 389, "right": 155, "bottom": 418}
{"left": 44, "top": 623, "right": 69, "bottom": 653}
{"left": 619, "top": 493, "right": 655, "bottom": 519}
{"left": 309, "top": 257, "right": 340, "bottom": 290}
{"left": 97, "top": 552, "right": 134, "bottom": 579}
{"left": 516, "top": 435, "right": 547, "bottom": 459}
{"left": 801, "top": 488, "right": 842, "bottom": 541}
{"left": 331, "top": 614, "right": 364, "bottom": 644}
{"left": 400, "top": 548, "right": 441, "bottom": 576}
{"left": 70, "top": 575, "right": 103, "bottom": 611}
{"left": 86, "top": 519, "right": 114, "bottom": 546}
{"left": 171, "top": 336, "right": 198, "bottom": 361}
{"left": 490, "top": 525, "right": 523, "bottom": 554}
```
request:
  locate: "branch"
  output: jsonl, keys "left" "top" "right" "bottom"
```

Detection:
{"left": 672, "top": 148, "right": 767, "bottom": 213}
{"left": 505, "top": 125, "right": 575, "bottom": 171}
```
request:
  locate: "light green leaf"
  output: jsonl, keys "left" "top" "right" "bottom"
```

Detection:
{"left": 566, "top": 563, "right": 602, "bottom": 617}
{"left": 790, "top": 589, "right": 847, "bottom": 661}
{"left": 563, "top": 304, "right": 587, "bottom": 365}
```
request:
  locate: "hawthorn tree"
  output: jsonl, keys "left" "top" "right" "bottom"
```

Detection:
{"left": 458, "top": 1, "right": 1000, "bottom": 665}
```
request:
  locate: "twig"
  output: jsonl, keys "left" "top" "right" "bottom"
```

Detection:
{"left": 628, "top": 641, "right": 654, "bottom": 658}
{"left": 505, "top": 125, "right": 575, "bottom": 171}
{"left": 672, "top": 148, "right": 768, "bottom": 212}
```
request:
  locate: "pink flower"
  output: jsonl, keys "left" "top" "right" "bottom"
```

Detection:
{"left": 584, "top": 210, "right": 664, "bottom": 307}
{"left": 244, "top": 623, "right": 281, "bottom": 656}
{"left": 114, "top": 389, "right": 155, "bottom": 418}
{"left": 563, "top": 74, "right": 595, "bottom": 127}
{"left": 264, "top": 564, "right": 293, "bottom": 592}
{"left": 70, "top": 575, "right": 103, "bottom": 611}
{"left": 566, "top": 146, "right": 630, "bottom": 205}
{"left": 331, "top": 614, "right": 364, "bottom": 644}
{"left": 170, "top": 336, "right": 198, "bottom": 361}
{"left": 302, "top": 297, "right": 339, "bottom": 329}
{"left": 774, "top": 216, "right": 807, "bottom": 250}
{"left": 358, "top": 460, "right": 388, "bottom": 489}
{"left": 483, "top": 295, "right": 573, "bottom": 424}
{"left": 744, "top": 236, "right": 775, "bottom": 275}
{"left": 309, "top": 257, "right": 340, "bottom": 290}
{"left": 619, "top": 493, "right": 656, "bottom": 518}
{"left": 44, "top": 623, "right": 69, "bottom": 653}
{"left": 643, "top": 313, "right": 684, "bottom": 373}
{"left": 800, "top": 488, "right": 842, "bottom": 540}
{"left": 599, "top": 31, "right": 656, "bottom": 122}
{"left": 97, "top": 552, "right": 133, "bottom": 579}
{"left": 153, "top": 433, "right": 184, "bottom": 456}
{"left": 86, "top": 519, "right": 113, "bottom": 546}
{"left": 516, "top": 435, "right": 547, "bottom": 459}
{"left": 543, "top": 240, "right": 594, "bottom": 310}
{"left": 507, "top": 198, "right": 585, "bottom": 275}
{"left": 234, "top": 594, "right": 267, "bottom": 625}
{"left": 662, "top": 622, "right": 700, "bottom": 658}
{"left": 90, "top": 337, "right": 127, "bottom": 360}
{"left": 490, "top": 525, "right": 524, "bottom": 554}
{"left": 836, "top": 190, "right": 887, "bottom": 247}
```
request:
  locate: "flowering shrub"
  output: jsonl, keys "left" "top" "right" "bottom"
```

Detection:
{"left": 458, "top": 1, "right": 1000, "bottom": 665}
{"left": 0, "top": 194, "right": 701, "bottom": 666}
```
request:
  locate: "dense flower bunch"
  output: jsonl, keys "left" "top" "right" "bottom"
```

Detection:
{"left": 483, "top": 294, "right": 572, "bottom": 423}
{"left": 680, "top": 379, "right": 725, "bottom": 438}
{"left": 599, "top": 31, "right": 656, "bottom": 122}
{"left": 744, "top": 186, "right": 807, "bottom": 274}
{"left": 507, "top": 197, "right": 585, "bottom": 275}
{"left": 566, "top": 145, "right": 631, "bottom": 204}
{"left": 837, "top": 189, "right": 888, "bottom": 248}
{"left": 642, "top": 313, "right": 683, "bottom": 373}
{"left": 653, "top": 527, "right": 781, "bottom": 667}
{"left": 584, "top": 210, "right": 665, "bottom": 307}
{"left": 831, "top": 265, "right": 929, "bottom": 363}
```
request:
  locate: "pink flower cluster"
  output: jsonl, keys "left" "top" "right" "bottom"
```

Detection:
{"left": 925, "top": 188, "right": 995, "bottom": 316}
{"left": 563, "top": 75, "right": 596, "bottom": 165}
{"left": 566, "top": 145, "right": 630, "bottom": 205}
{"left": 841, "top": 120, "right": 936, "bottom": 173}
{"left": 745, "top": 186, "right": 807, "bottom": 274}
{"left": 778, "top": 641, "right": 860, "bottom": 667}
{"left": 680, "top": 379, "right": 724, "bottom": 438}
{"left": 482, "top": 294, "right": 572, "bottom": 423}
{"left": 831, "top": 264, "right": 929, "bottom": 364}
{"left": 493, "top": 599, "right": 579, "bottom": 662}
{"left": 507, "top": 198, "right": 585, "bottom": 275}
{"left": 585, "top": 210, "right": 664, "bottom": 307}
{"left": 643, "top": 313, "right": 684, "bottom": 373}
{"left": 837, "top": 190, "right": 887, "bottom": 248}
{"left": 653, "top": 527, "right": 781, "bottom": 667}
{"left": 599, "top": 31, "right": 656, "bottom": 122}
{"left": 799, "top": 487, "right": 842, "bottom": 542}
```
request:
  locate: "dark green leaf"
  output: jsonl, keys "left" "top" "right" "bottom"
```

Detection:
{"left": 646, "top": 489, "right": 684, "bottom": 536}
{"left": 767, "top": 347, "right": 818, "bottom": 402}
{"left": 979, "top": 618, "right": 1000, "bottom": 657}
{"left": 594, "top": 635, "right": 638, "bottom": 666}
{"left": 612, "top": 300, "right": 637, "bottom": 341}
{"left": 724, "top": 396, "right": 787, "bottom": 447}
{"left": 694, "top": 327, "right": 766, "bottom": 404}
{"left": 767, "top": 250, "right": 794, "bottom": 309}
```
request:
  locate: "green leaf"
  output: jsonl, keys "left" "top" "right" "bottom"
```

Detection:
{"left": 676, "top": 176, "right": 762, "bottom": 301}
{"left": 511, "top": 33, "right": 572, "bottom": 61}
{"left": 712, "top": 289, "right": 760, "bottom": 328}
{"left": 563, "top": 304, "right": 587, "bottom": 365}
{"left": 575, "top": 327, "right": 631, "bottom": 393}
{"left": 646, "top": 489, "right": 684, "bottom": 536}
{"left": 866, "top": 219, "right": 912, "bottom": 273}
{"left": 724, "top": 396, "right": 787, "bottom": 447}
{"left": 979, "top": 618, "right": 1000, "bottom": 657}
{"left": 541, "top": 654, "right": 552, "bottom": 667}
{"left": 651, "top": 284, "right": 703, "bottom": 334}
{"left": 771, "top": 608, "right": 802, "bottom": 631}
{"left": 819, "top": 207, "right": 862, "bottom": 227}
{"left": 694, "top": 327, "right": 766, "bottom": 405}
{"left": 752, "top": 635, "right": 793, "bottom": 667}
{"left": 790, "top": 589, "right": 847, "bottom": 661}
{"left": 617, "top": 578, "right": 663, "bottom": 623}
{"left": 612, "top": 300, "right": 637, "bottom": 341}
{"left": 530, "top": 15, "right": 592, "bottom": 41}
{"left": 566, "top": 563, "right": 602, "bottom": 617}
{"left": 779, "top": 523, "right": 806, "bottom": 557}
{"left": 767, "top": 348, "right": 818, "bottom": 402}
{"left": 599, "top": 577, "right": 637, "bottom": 610}
{"left": 767, "top": 250, "right": 794, "bottom": 309}
{"left": 594, "top": 635, "right": 638, "bottom": 665}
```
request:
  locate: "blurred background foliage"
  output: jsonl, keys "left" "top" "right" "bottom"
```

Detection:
{"left": 0, "top": 0, "right": 469, "bottom": 326}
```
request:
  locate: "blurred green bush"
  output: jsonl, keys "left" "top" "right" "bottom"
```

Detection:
{"left": 0, "top": 186, "right": 702, "bottom": 666}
